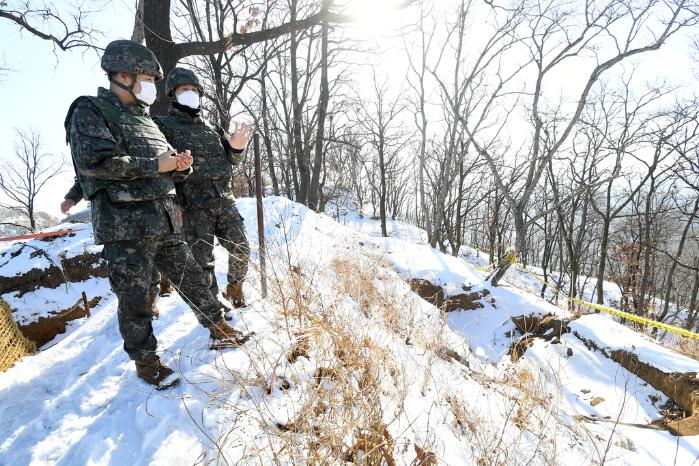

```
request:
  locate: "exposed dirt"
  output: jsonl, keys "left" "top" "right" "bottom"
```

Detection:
{"left": 19, "top": 296, "right": 102, "bottom": 347}
{"left": 610, "top": 349, "right": 699, "bottom": 435}
{"left": 509, "top": 314, "right": 572, "bottom": 362}
{"left": 573, "top": 330, "right": 699, "bottom": 436}
{"left": 0, "top": 249, "right": 107, "bottom": 296}
{"left": 408, "top": 278, "right": 489, "bottom": 312}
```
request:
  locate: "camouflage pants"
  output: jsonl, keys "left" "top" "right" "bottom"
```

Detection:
{"left": 102, "top": 234, "right": 222, "bottom": 360}
{"left": 182, "top": 197, "right": 250, "bottom": 297}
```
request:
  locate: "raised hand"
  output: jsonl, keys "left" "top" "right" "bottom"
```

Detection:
{"left": 225, "top": 122, "right": 253, "bottom": 150}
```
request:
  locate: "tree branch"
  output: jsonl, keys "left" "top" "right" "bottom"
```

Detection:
{"left": 177, "top": 10, "right": 353, "bottom": 59}
{"left": 0, "top": 5, "right": 98, "bottom": 51}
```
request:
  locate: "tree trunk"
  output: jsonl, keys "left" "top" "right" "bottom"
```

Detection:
{"left": 638, "top": 179, "right": 656, "bottom": 315}
{"left": 290, "top": 15, "right": 309, "bottom": 205}
{"left": 656, "top": 198, "right": 699, "bottom": 325}
{"left": 308, "top": 9, "right": 329, "bottom": 211}
{"left": 260, "top": 58, "right": 280, "bottom": 196}
{"left": 379, "top": 135, "right": 388, "bottom": 237}
{"left": 143, "top": 0, "right": 178, "bottom": 116}
{"left": 686, "top": 271, "right": 699, "bottom": 331}
{"left": 454, "top": 157, "right": 465, "bottom": 256}
{"left": 489, "top": 207, "right": 525, "bottom": 286}
{"left": 131, "top": 0, "right": 145, "bottom": 43}
{"left": 596, "top": 217, "right": 611, "bottom": 304}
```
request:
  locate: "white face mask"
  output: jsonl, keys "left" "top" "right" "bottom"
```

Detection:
{"left": 176, "top": 90, "right": 200, "bottom": 109}
{"left": 135, "top": 81, "right": 157, "bottom": 106}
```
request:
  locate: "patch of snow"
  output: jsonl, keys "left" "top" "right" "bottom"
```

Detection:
{"left": 571, "top": 314, "right": 699, "bottom": 373}
{"left": 0, "top": 196, "right": 697, "bottom": 465}
{"left": 4, "top": 277, "right": 111, "bottom": 326}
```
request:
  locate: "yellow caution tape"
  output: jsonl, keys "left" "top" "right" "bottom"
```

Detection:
{"left": 511, "top": 262, "right": 699, "bottom": 341}
{"left": 473, "top": 262, "right": 496, "bottom": 271}
{"left": 473, "top": 251, "right": 516, "bottom": 272}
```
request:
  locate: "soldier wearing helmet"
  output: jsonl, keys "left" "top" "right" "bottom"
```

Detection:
{"left": 154, "top": 67, "right": 252, "bottom": 314}
{"left": 64, "top": 40, "right": 250, "bottom": 390}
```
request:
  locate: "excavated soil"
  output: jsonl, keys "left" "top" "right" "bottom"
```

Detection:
{"left": 610, "top": 349, "right": 699, "bottom": 436}
{"left": 574, "top": 330, "right": 699, "bottom": 436}
{"left": 509, "top": 314, "right": 572, "bottom": 362}
{"left": 19, "top": 296, "right": 102, "bottom": 347}
{"left": 408, "top": 278, "right": 489, "bottom": 312}
{"left": 0, "top": 249, "right": 106, "bottom": 296}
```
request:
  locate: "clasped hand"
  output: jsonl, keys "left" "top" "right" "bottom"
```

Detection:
{"left": 158, "top": 149, "right": 193, "bottom": 172}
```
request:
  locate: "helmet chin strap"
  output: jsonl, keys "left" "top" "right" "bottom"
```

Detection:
{"left": 110, "top": 72, "right": 146, "bottom": 106}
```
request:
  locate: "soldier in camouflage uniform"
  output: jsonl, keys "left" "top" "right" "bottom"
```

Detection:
{"left": 153, "top": 67, "right": 251, "bottom": 312}
{"left": 65, "top": 40, "right": 249, "bottom": 389}
{"left": 61, "top": 181, "right": 167, "bottom": 316}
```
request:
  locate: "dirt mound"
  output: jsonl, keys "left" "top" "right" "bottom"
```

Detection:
{"left": 0, "top": 248, "right": 106, "bottom": 296}
{"left": 18, "top": 295, "right": 102, "bottom": 347}
{"left": 509, "top": 314, "right": 572, "bottom": 362}
{"left": 610, "top": 350, "right": 699, "bottom": 436}
{"left": 408, "top": 278, "right": 490, "bottom": 312}
{"left": 573, "top": 330, "right": 699, "bottom": 436}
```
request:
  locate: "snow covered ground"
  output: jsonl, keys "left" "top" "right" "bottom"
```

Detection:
{"left": 0, "top": 222, "right": 103, "bottom": 327}
{"left": 1, "top": 196, "right": 698, "bottom": 465}
{"left": 458, "top": 243, "right": 693, "bottom": 340}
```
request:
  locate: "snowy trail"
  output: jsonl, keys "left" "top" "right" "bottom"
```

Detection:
{"left": 1, "top": 197, "right": 698, "bottom": 465}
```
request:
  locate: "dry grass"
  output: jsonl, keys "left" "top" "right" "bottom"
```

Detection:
{"left": 186, "top": 251, "right": 418, "bottom": 465}
{"left": 668, "top": 336, "right": 699, "bottom": 362}
{"left": 177, "top": 234, "right": 593, "bottom": 465}
{"left": 444, "top": 362, "right": 584, "bottom": 466}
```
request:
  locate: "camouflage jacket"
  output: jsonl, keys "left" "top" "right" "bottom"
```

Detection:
{"left": 64, "top": 179, "right": 84, "bottom": 204}
{"left": 154, "top": 105, "right": 244, "bottom": 207}
{"left": 65, "top": 87, "right": 181, "bottom": 244}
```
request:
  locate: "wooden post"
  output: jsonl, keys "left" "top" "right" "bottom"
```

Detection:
{"left": 82, "top": 291, "right": 91, "bottom": 317}
{"left": 254, "top": 133, "right": 268, "bottom": 299}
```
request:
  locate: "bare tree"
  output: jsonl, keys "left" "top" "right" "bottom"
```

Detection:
{"left": 143, "top": 0, "right": 349, "bottom": 114}
{"left": 0, "top": 1, "right": 101, "bottom": 51}
{"left": 404, "top": 0, "right": 436, "bottom": 230}
{"left": 355, "top": 71, "right": 410, "bottom": 237}
{"left": 460, "top": 0, "right": 698, "bottom": 286}
{"left": 0, "top": 128, "right": 63, "bottom": 232}
{"left": 585, "top": 77, "right": 671, "bottom": 303}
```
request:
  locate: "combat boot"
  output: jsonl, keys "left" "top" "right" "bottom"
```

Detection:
{"left": 135, "top": 354, "right": 179, "bottom": 390}
{"left": 208, "top": 320, "right": 253, "bottom": 349}
{"left": 149, "top": 294, "right": 160, "bottom": 320}
{"left": 224, "top": 282, "right": 247, "bottom": 308}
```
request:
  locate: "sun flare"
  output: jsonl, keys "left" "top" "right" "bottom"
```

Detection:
{"left": 341, "top": 0, "right": 404, "bottom": 34}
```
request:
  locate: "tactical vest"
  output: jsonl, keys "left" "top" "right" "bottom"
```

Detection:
{"left": 154, "top": 114, "right": 233, "bottom": 183}
{"left": 65, "top": 96, "right": 175, "bottom": 203}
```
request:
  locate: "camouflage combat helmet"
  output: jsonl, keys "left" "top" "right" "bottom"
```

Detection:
{"left": 165, "top": 67, "right": 204, "bottom": 96}
{"left": 101, "top": 40, "right": 163, "bottom": 80}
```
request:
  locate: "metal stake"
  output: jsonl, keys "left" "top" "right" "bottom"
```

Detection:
{"left": 253, "top": 133, "right": 267, "bottom": 299}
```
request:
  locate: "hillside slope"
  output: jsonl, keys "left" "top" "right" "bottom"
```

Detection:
{"left": 0, "top": 197, "right": 697, "bottom": 465}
